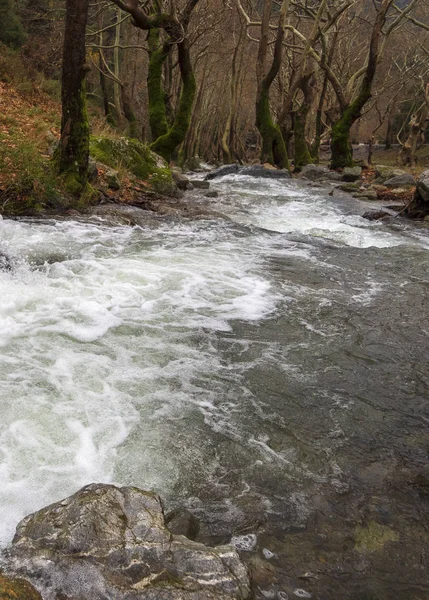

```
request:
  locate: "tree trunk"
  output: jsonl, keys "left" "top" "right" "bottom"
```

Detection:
{"left": 147, "top": 28, "right": 169, "bottom": 141}
{"left": 55, "top": 0, "right": 90, "bottom": 196}
{"left": 294, "top": 73, "right": 316, "bottom": 171}
{"left": 255, "top": 0, "right": 290, "bottom": 169}
{"left": 330, "top": 0, "right": 393, "bottom": 169}
{"left": 150, "top": 38, "right": 196, "bottom": 162}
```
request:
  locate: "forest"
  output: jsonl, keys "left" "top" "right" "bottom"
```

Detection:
{"left": 0, "top": 1, "right": 429, "bottom": 600}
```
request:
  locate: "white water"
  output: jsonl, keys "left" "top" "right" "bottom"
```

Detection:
{"left": 0, "top": 175, "right": 427, "bottom": 545}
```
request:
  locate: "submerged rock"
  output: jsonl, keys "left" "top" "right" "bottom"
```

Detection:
{"left": 3, "top": 483, "right": 250, "bottom": 600}
{"left": 239, "top": 165, "right": 291, "bottom": 179}
{"left": 205, "top": 164, "right": 240, "bottom": 180}
{"left": 205, "top": 164, "right": 291, "bottom": 180}
{"left": 192, "top": 180, "right": 211, "bottom": 189}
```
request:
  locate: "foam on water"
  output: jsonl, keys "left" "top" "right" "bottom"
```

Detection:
{"left": 0, "top": 217, "right": 280, "bottom": 543}
{"left": 1, "top": 175, "right": 429, "bottom": 545}
{"left": 209, "top": 175, "right": 413, "bottom": 248}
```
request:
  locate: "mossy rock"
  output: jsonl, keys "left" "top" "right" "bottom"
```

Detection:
{"left": 90, "top": 136, "right": 166, "bottom": 180}
{"left": 355, "top": 521, "right": 398, "bottom": 553}
{"left": 0, "top": 572, "right": 42, "bottom": 600}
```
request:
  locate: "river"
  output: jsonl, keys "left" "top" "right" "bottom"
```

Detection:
{"left": 0, "top": 174, "right": 428, "bottom": 599}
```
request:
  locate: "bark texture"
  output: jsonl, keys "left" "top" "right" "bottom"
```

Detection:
{"left": 56, "top": 0, "right": 90, "bottom": 195}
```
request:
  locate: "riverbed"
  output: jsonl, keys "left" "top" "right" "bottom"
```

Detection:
{"left": 0, "top": 174, "right": 428, "bottom": 599}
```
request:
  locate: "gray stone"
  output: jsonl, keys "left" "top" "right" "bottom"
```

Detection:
{"left": 172, "top": 169, "right": 191, "bottom": 191}
{"left": 192, "top": 180, "right": 211, "bottom": 189}
{"left": 342, "top": 166, "right": 362, "bottom": 182}
{"left": 339, "top": 183, "right": 360, "bottom": 192}
{"left": 239, "top": 165, "right": 291, "bottom": 179}
{"left": 299, "top": 164, "right": 330, "bottom": 181}
{"left": 374, "top": 165, "right": 406, "bottom": 183}
{"left": 205, "top": 164, "right": 240, "bottom": 180}
{"left": 3, "top": 484, "right": 250, "bottom": 600}
{"left": 415, "top": 170, "right": 429, "bottom": 203}
{"left": 363, "top": 210, "right": 391, "bottom": 221}
{"left": 383, "top": 174, "right": 416, "bottom": 189}
{"left": 204, "top": 190, "right": 219, "bottom": 198}
{"left": 353, "top": 190, "right": 378, "bottom": 201}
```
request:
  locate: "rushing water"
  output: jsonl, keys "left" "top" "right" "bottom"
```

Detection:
{"left": 0, "top": 175, "right": 428, "bottom": 599}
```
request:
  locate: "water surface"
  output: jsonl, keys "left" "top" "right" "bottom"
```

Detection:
{"left": 0, "top": 176, "right": 428, "bottom": 599}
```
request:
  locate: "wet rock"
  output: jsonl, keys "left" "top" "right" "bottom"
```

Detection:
{"left": 172, "top": 169, "right": 191, "bottom": 191}
{"left": 363, "top": 210, "right": 391, "bottom": 221}
{"left": 383, "top": 174, "right": 415, "bottom": 189}
{"left": 192, "top": 180, "right": 211, "bottom": 189}
{"left": 3, "top": 483, "right": 250, "bottom": 600}
{"left": 204, "top": 190, "right": 219, "bottom": 198}
{"left": 205, "top": 164, "right": 291, "bottom": 181}
{"left": 416, "top": 169, "right": 429, "bottom": 202}
{"left": 342, "top": 166, "right": 362, "bottom": 182}
{"left": 353, "top": 190, "right": 378, "bottom": 201}
{"left": 240, "top": 166, "right": 291, "bottom": 179}
{"left": 354, "top": 520, "right": 398, "bottom": 553}
{"left": 0, "top": 572, "right": 42, "bottom": 600}
{"left": 86, "top": 204, "right": 158, "bottom": 226}
{"left": 339, "top": 182, "right": 360, "bottom": 192}
{"left": 205, "top": 164, "right": 240, "bottom": 180}
{"left": 166, "top": 507, "right": 201, "bottom": 540}
{"left": 299, "top": 164, "right": 330, "bottom": 181}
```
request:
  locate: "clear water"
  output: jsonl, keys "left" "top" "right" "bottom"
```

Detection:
{"left": 0, "top": 176, "right": 428, "bottom": 599}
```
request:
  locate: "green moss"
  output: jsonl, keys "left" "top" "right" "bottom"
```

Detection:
{"left": 89, "top": 136, "right": 176, "bottom": 196}
{"left": 0, "top": 572, "right": 42, "bottom": 600}
{"left": 355, "top": 521, "right": 399, "bottom": 553}
{"left": 150, "top": 167, "right": 176, "bottom": 196}
{"left": 90, "top": 136, "right": 162, "bottom": 178}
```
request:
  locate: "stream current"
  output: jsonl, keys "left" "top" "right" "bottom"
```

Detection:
{"left": 0, "top": 174, "right": 428, "bottom": 599}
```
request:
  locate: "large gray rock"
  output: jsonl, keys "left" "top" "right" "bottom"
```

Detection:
{"left": 3, "top": 484, "right": 250, "bottom": 600}
{"left": 415, "top": 170, "right": 429, "bottom": 202}
{"left": 342, "top": 166, "right": 362, "bottom": 182}
{"left": 374, "top": 165, "right": 406, "bottom": 183}
{"left": 299, "top": 164, "right": 330, "bottom": 181}
{"left": 239, "top": 165, "right": 291, "bottom": 179}
{"left": 172, "top": 169, "right": 191, "bottom": 191}
{"left": 205, "top": 164, "right": 240, "bottom": 180}
{"left": 205, "top": 164, "right": 291, "bottom": 180}
{"left": 383, "top": 174, "right": 416, "bottom": 189}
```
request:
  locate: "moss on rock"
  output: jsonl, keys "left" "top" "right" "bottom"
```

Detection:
{"left": 0, "top": 572, "right": 42, "bottom": 600}
{"left": 355, "top": 521, "right": 399, "bottom": 553}
{"left": 89, "top": 136, "right": 176, "bottom": 196}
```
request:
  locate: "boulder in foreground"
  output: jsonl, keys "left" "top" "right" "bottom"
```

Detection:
{"left": 3, "top": 483, "right": 250, "bottom": 600}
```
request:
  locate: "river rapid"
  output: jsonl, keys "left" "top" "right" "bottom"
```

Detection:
{"left": 0, "top": 174, "right": 428, "bottom": 599}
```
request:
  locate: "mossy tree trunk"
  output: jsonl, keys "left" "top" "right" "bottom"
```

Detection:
{"left": 255, "top": 0, "right": 290, "bottom": 170}
{"left": 109, "top": 0, "right": 200, "bottom": 163}
{"left": 56, "top": 0, "right": 90, "bottom": 195}
{"left": 330, "top": 0, "right": 393, "bottom": 169}
{"left": 150, "top": 39, "right": 196, "bottom": 162}
{"left": 294, "top": 73, "right": 316, "bottom": 171}
{"left": 147, "top": 27, "right": 169, "bottom": 141}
